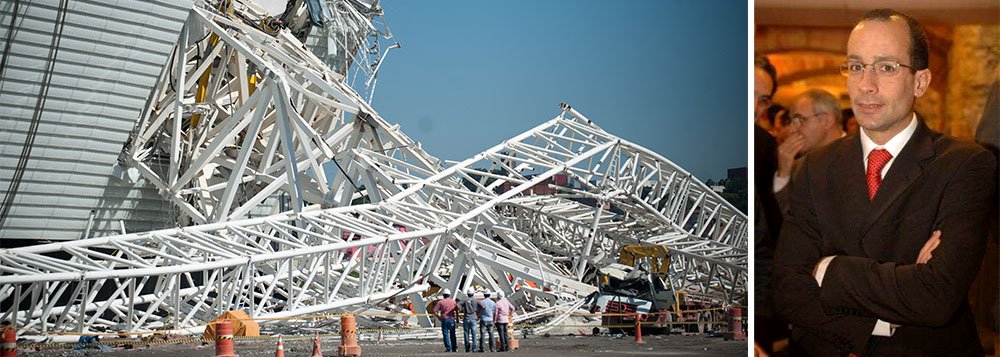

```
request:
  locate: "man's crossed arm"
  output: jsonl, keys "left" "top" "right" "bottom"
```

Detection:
{"left": 811, "top": 230, "right": 942, "bottom": 336}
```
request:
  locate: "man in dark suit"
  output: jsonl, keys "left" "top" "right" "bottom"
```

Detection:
{"left": 773, "top": 9, "right": 997, "bottom": 356}
{"left": 773, "top": 89, "right": 847, "bottom": 215}
{"left": 753, "top": 53, "right": 786, "bottom": 354}
{"left": 755, "top": 53, "right": 782, "bottom": 244}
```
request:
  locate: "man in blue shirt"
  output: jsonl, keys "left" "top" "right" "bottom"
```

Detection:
{"left": 477, "top": 290, "right": 496, "bottom": 352}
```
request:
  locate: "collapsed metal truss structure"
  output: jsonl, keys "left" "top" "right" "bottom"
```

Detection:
{"left": 0, "top": 0, "right": 746, "bottom": 335}
{"left": 124, "top": 3, "right": 420, "bottom": 225}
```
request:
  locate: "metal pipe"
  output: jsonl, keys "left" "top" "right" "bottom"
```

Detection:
{"left": 82, "top": 210, "right": 96, "bottom": 239}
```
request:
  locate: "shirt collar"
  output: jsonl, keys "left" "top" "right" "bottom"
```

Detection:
{"left": 860, "top": 112, "right": 918, "bottom": 162}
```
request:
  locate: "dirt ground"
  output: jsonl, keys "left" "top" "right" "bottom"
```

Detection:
{"left": 21, "top": 333, "right": 747, "bottom": 356}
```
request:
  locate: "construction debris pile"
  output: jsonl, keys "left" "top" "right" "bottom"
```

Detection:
{"left": 0, "top": 0, "right": 746, "bottom": 339}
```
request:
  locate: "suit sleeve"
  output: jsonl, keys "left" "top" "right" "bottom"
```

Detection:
{"left": 773, "top": 157, "right": 802, "bottom": 216}
{"left": 772, "top": 155, "right": 877, "bottom": 353}
{"left": 819, "top": 149, "right": 997, "bottom": 326}
{"left": 774, "top": 184, "right": 790, "bottom": 218}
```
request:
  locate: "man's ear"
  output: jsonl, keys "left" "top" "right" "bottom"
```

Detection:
{"left": 823, "top": 112, "right": 837, "bottom": 129}
{"left": 914, "top": 69, "right": 931, "bottom": 97}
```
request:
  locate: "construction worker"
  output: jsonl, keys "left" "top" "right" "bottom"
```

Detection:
{"left": 433, "top": 288, "right": 458, "bottom": 352}
{"left": 460, "top": 288, "right": 479, "bottom": 352}
{"left": 477, "top": 290, "right": 496, "bottom": 352}
{"left": 493, "top": 291, "right": 515, "bottom": 352}
{"left": 402, "top": 296, "right": 413, "bottom": 327}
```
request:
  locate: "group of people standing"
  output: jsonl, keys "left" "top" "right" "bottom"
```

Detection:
{"left": 433, "top": 288, "right": 516, "bottom": 353}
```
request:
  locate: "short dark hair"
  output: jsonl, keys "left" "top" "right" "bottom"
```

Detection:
{"left": 859, "top": 9, "right": 929, "bottom": 70}
{"left": 754, "top": 52, "right": 778, "bottom": 96}
{"left": 767, "top": 104, "right": 785, "bottom": 127}
{"left": 841, "top": 108, "right": 855, "bottom": 131}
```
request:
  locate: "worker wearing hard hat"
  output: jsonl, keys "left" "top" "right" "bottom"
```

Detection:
{"left": 433, "top": 288, "right": 458, "bottom": 352}
{"left": 459, "top": 288, "right": 479, "bottom": 352}
{"left": 477, "top": 290, "right": 496, "bottom": 352}
{"left": 493, "top": 291, "right": 516, "bottom": 352}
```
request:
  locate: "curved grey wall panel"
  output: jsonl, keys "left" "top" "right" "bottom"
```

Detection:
{"left": 0, "top": 0, "right": 193, "bottom": 241}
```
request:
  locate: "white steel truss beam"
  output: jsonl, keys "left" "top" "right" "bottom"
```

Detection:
{"left": 0, "top": 1, "right": 746, "bottom": 335}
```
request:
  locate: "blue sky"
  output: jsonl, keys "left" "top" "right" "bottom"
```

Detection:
{"left": 370, "top": 1, "right": 747, "bottom": 181}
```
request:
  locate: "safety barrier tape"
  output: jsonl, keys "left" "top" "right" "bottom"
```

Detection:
{"left": 358, "top": 327, "right": 436, "bottom": 333}
{"left": 20, "top": 338, "right": 207, "bottom": 350}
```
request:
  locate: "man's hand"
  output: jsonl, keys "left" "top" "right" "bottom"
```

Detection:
{"left": 754, "top": 341, "right": 769, "bottom": 357}
{"left": 776, "top": 133, "right": 806, "bottom": 178}
{"left": 916, "top": 230, "right": 942, "bottom": 264}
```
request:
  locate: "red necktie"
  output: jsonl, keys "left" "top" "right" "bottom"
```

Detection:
{"left": 866, "top": 149, "right": 892, "bottom": 200}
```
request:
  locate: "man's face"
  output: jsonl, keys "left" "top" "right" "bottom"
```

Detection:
{"left": 846, "top": 19, "right": 930, "bottom": 141}
{"left": 754, "top": 67, "right": 774, "bottom": 121}
{"left": 789, "top": 97, "right": 832, "bottom": 152}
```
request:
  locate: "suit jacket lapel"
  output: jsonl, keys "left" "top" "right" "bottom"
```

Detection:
{"left": 831, "top": 135, "right": 870, "bottom": 242}
{"left": 860, "top": 121, "right": 934, "bottom": 256}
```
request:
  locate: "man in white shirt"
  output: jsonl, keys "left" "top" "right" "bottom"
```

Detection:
{"left": 772, "top": 8, "right": 996, "bottom": 356}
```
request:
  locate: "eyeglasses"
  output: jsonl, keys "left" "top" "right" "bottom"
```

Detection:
{"left": 839, "top": 60, "right": 916, "bottom": 78}
{"left": 786, "top": 112, "right": 826, "bottom": 126}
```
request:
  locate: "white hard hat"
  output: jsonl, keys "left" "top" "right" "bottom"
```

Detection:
{"left": 466, "top": 288, "right": 475, "bottom": 296}
{"left": 442, "top": 288, "right": 451, "bottom": 296}
{"left": 483, "top": 289, "right": 491, "bottom": 296}
{"left": 497, "top": 291, "right": 505, "bottom": 299}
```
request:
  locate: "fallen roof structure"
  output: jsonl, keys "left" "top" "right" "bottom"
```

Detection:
{"left": 0, "top": 0, "right": 746, "bottom": 336}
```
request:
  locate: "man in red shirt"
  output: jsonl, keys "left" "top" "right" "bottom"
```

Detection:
{"left": 433, "top": 288, "right": 459, "bottom": 352}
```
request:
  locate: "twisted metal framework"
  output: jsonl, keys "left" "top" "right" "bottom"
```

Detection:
{"left": 299, "top": 0, "right": 398, "bottom": 102}
{"left": 0, "top": 1, "right": 746, "bottom": 336}
{"left": 126, "top": 4, "right": 435, "bottom": 225}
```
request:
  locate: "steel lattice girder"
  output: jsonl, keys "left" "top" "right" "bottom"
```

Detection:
{"left": 0, "top": 110, "right": 745, "bottom": 334}
{"left": 0, "top": 1, "right": 746, "bottom": 335}
{"left": 498, "top": 196, "right": 746, "bottom": 304}
{"left": 127, "top": 5, "right": 437, "bottom": 225}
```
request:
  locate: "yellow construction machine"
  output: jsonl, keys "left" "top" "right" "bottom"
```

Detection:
{"left": 591, "top": 244, "right": 677, "bottom": 333}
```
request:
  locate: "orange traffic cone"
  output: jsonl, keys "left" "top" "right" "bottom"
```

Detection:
{"left": 215, "top": 319, "right": 238, "bottom": 356}
{"left": 1, "top": 326, "right": 15, "bottom": 357}
{"left": 338, "top": 314, "right": 361, "bottom": 357}
{"left": 311, "top": 332, "right": 322, "bottom": 357}
{"left": 634, "top": 313, "right": 645, "bottom": 344}
{"left": 507, "top": 322, "right": 519, "bottom": 350}
{"left": 492, "top": 324, "right": 516, "bottom": 351}
{"left": 274, "top": 335, "right": 284, "bottom": 357}
{"left": 726, "top": 307, "right": 746, "bottom": 341}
